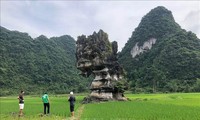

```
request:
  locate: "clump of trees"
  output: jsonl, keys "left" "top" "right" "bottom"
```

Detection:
{"left": 0, "top": 26, "right": 91, "bottom": 96}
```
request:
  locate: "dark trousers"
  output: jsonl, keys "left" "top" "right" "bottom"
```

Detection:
{"left": 43, "top": 103, "right": 50, "bottom": 114}
{"left": 70, "top": 105, "right": 74, "bottom": 112}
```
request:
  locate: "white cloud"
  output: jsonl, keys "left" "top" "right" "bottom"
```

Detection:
{"left": 182, "top": 10, "right": 200, "bottom": 36}
{"left": 1, "top": 1, "right": 200, "bottom": 51}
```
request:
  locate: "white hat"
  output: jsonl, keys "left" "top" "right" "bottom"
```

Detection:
{"left": 70, "top": 91, "right": 73, "bottom": 95}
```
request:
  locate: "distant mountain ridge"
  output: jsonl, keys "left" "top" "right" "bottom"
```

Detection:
{"left": 119, "top": 6, "right": 200, "bottom": 93}
{"left": 0, "top": 26, "right": 90, "bottom": 96}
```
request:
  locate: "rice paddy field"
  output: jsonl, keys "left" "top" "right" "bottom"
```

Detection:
{"left": 0, "top": 93, "right": 200, "bottom": 120}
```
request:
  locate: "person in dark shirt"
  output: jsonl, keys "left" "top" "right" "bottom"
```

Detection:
{"left": 17, "top": 90, "right": 24, "bottom": 117}
{"left": 68, "top": 91, "right": 76, "bottom": 117}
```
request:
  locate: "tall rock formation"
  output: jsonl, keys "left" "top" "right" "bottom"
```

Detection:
{"left": 76, "top": 30, "right": 127, "bottom": 102}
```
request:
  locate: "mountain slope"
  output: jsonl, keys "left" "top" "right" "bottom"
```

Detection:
{"left": 119, "top": 6, "right": 200, "bottom": 93}
{"left": 0, "top": 26, "right": 90, "bottom": 96}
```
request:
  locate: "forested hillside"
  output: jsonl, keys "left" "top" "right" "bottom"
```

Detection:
{"left": 0, "top": 26, "right": 90, "bottom": 96}
{"left": 1, "top": 6, "right": 200, "bottom": 96}
{"left": 119, "top": 6, "right": 200, "bottom": 93}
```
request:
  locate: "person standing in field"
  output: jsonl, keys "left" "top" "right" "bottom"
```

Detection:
{"left": 68, "top": 91, "right": 76, "bottom": 117}
{"left": 18, "top": 90, "right": 24, "bottom": 117}
{"left": 42, "top": 93, "right": 50, "bottom": 114}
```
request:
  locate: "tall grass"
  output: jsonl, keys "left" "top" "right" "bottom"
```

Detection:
{"left": 1, "top": 93, "right": 200, "bottom": 120}
{"left": 81, "top": 93, "right": 200, "bottom": 120}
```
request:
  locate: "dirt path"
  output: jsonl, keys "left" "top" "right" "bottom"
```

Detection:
{"left": 70, "top": 104, "right": 85, "bottom": 120}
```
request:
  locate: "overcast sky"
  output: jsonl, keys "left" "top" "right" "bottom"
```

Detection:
{"left": 1, "top": 0, "right": 200, "bottom": 51}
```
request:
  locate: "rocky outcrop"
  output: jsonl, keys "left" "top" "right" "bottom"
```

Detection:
{"left": 76, "top": 30, "right": 127, "bottom": 103}
{"left": 131, "top": 38, "right": 156, "bottom": 58}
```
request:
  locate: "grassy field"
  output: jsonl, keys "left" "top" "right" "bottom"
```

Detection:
{"left": 0, "top": 95, "right": 84, "bottom": 120}
{"left": 0, "top": 93, "right": 200, "bottom": 120}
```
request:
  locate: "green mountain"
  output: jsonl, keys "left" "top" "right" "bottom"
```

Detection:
{"left": 0, "top": 26, "right": 90, "bottom": 96}
{"left": 119, "top": 6, "right": 200, "bottom": 93}
{"left": 1, "top": 6, "right": 199, "bottom": 95}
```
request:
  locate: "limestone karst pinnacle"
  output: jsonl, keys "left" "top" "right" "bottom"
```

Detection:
{"left": 76, "top": 30, "right": 127, "bottom": 103}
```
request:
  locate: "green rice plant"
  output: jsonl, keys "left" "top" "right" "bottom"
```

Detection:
{"left": 1, "top": 93, "right": 200, "bottom": 120}
{"left": 81, "top": 93, "right": 200, "bottom": 120}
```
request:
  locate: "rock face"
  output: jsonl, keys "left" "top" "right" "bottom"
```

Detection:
{"left": 131, "top": 38, "right": 156, "bottom": 58}
{"left": 76, "top": 30, "right": 127, "bottom": 103}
